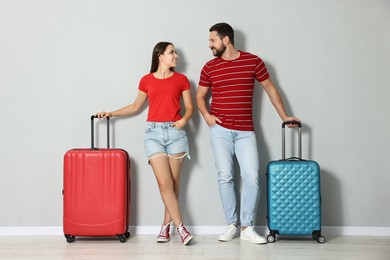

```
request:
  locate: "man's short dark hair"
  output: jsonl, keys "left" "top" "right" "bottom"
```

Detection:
{"left": 209, "top": 22, "right": 235, "bottom": 45}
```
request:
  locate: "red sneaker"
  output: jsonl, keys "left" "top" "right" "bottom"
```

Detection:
{"left": 157, "top": 222, "right": 172, "bottom": 243}
{"left": 177, "top": 223, "right": 193, "bottom": 245}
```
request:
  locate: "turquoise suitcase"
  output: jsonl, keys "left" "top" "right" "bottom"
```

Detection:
{"left": 266, "top": 121, "right": 325, "bottom": 243}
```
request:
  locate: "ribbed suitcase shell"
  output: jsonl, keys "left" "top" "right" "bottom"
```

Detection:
{"left": 63, "top": 149, "right": 130, "bottom": 239}
{"left": 63, "top": 116, "right": 130, "bottom": 243}
{"left": 266, "top": 121, "right": 324, "bottom": 243}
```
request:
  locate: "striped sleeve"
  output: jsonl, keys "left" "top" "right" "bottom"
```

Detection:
{"left": 199, "top": 64, "right": 211, "bottom": 87}
{"left": 255, "top": 57, "right": 269, "bottom": 82}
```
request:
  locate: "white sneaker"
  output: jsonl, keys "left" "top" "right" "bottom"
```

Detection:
{"left": 218, "top": 224, "right": 238, "bottom": 242}
{"left": 240, "top": 226, "right": 267, "bottom": 244}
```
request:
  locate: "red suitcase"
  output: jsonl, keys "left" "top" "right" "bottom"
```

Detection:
{"left": 63, "top": 116, "right": 130, "bottom": 243}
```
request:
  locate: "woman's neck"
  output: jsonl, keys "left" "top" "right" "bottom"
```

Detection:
{"left": 154, "top": 67, "right": 173, "bottom": 79}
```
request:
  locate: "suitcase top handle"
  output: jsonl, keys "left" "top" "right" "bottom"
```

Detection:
{"left": 282, "top": 121, "right": 302, "bottom": 128}
{"left": 282, "top": 121, "right": 302, "bottom": 160}
{"left": 91, "top": 115, "right": 110, "bottom": 150}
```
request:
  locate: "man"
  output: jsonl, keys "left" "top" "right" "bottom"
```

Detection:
{"left": 196, "top": 22, "right": 300, "bottom": 244}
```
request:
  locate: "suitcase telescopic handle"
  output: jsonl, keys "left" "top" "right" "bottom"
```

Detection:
{"left": 91, "top": 115, "right": 110, "bottom": 149}
{"left": 282, "top": 121, "right": 302, "bottom": 160}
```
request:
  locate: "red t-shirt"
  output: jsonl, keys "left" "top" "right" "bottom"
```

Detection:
{"left": 199, "top": 51, "right": 269, "bottom": 131}
{"left": 138, "top": 72, "right": 190, "bottom": 122}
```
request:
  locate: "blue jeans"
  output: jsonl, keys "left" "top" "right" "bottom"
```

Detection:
{"left": 209, "top": 124, "right": 260, "bottom": 227}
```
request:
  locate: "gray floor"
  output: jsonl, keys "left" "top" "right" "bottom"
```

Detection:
{"left": 1, "top": 235, "right": 390, "bottom": 260}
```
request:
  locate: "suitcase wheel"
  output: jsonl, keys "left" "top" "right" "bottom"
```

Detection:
{"left": 312, "top": 234, "right": 326, "bottom": 244}
{"left": 312, "top": 231, "right": 326, "bottom": 244}
{"left": 267, "top": 234, "right": 276, "bottom": 243}
{"left": 117, "top": 234, "right": 127, "bottom": 243}
{"left": 316, "top": 236, "right": 326, "bottom": 244}
{"left": 125, "top": 232, "right": 131, "bottom": 238}
{"left": 65, "top": 235, "right": 75, "bottom": 243}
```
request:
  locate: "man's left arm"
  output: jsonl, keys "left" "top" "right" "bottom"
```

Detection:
{"left": 260, "top": 78, "right": 300, "bottom": 127}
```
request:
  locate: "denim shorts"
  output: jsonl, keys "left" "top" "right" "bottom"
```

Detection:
{"left": 144, "top": 122, "right": 190, "bottom": 161}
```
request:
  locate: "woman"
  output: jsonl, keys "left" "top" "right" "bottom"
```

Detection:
{"left": 96, "top": 42, "right": 194, "bottom": 245}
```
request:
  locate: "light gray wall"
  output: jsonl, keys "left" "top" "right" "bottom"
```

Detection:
{"left": 1, "top": 0, "right": 389, "bottom": 228}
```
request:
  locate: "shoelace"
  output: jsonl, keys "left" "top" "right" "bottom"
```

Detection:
{"left": 177, "top": 225, "right": 190, "bottom": 239}
{"left": 223, "top": 224, "right": 236, "bottom": 234}
{"left": 159, "top": 223, "right": 171, "bottom": 237}
{"left": 244, "top": 227, "right": 258, "bottom": 238}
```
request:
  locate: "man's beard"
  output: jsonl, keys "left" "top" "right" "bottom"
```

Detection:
{"left": 212, "top": 45, "right": 226, "bottom": 57}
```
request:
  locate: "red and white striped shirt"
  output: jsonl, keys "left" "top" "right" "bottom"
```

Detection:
{"left": 199, "top": 51, "right": 269, "bottom": 131}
